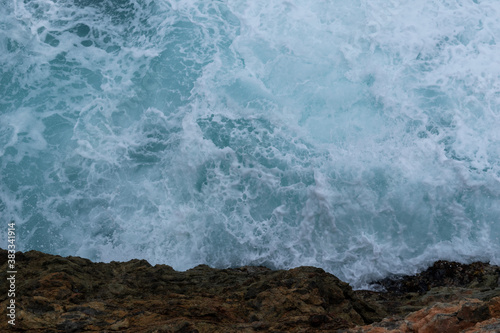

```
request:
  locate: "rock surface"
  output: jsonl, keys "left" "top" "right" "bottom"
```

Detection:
{"left": 0, "top": 249, "right": 499, "bottom": 332}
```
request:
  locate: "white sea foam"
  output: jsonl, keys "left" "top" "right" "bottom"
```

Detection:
{"left": 1, "top": 0, "right": 499, "bottom": 288}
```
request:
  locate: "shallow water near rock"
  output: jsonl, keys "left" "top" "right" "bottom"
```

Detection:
{"left": 1, "top": 0, "right": 500, "bottom": 288}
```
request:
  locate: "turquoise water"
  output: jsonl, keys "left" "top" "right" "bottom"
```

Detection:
{"left": 1, "top": 0, "right": 500, "bottom": 288}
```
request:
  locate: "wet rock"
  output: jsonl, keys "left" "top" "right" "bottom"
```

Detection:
{"left": 0, "top": 249, "right": 498, "bottom": 332}
{"left": 0, "top": 249, "right": 383, "bottom": 332}
{"left": 372, "top": 261, "right": 500, "bottom": 294}
{"left": 342, "top": 297, "right": 500, "bottom": 333}
{"left": 344, "top": 263, "right": 500, "bottom": 333}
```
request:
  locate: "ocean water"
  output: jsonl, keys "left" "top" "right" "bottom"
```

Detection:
{"left": 1, "top": 0, "right": 500, "bottom": 288}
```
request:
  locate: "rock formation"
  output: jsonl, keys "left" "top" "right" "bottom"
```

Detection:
{"left": 1, "top": 249, "right": 499, "bottom": 332}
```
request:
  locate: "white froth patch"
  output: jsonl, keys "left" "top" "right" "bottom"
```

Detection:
{"left": 1, "top": 0, "right": 500, "bottom": 288}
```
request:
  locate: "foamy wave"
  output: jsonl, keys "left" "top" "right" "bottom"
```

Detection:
{"left": 1, "top": 0, "right": 499, "bottom": 288}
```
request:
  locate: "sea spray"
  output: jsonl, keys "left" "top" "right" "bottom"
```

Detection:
{"left": 1, "top": 0, "right": 499, "bottom": 288}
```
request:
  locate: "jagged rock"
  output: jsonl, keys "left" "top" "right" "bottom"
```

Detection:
{"left": 372, "top": 261, "right": 500, "bottom": 294}
{"left": 0, "top": 250, "right": 498, "bottom": 332}
{"left": 344, "top": 261, "right": 500, "bottom": 333}
{"left": 0, "top": 249, "right": 385, "bottom": 332}
{"left": 342, "top": 297, "right": 500, "bottom": 333}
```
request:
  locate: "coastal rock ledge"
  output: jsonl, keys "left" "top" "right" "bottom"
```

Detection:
{"left": 1, "top": 249, "right": 499, "bottom": 332}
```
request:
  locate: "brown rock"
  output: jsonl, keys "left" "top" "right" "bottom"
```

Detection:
{"left": 1, "top": 249, "right": 499, "bottom": 332}
{"left": 488, "top": 296, "right": 500, "bottom": 317}
{"left": 0, "top": 249, "right": 385, "bottom": 332}
{"left": 463, "top": 318, "right": 500, "bottom": 333}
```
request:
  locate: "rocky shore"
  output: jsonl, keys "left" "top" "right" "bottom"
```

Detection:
{"left": 1, "top": 249, "right": 499, "bottom": 332}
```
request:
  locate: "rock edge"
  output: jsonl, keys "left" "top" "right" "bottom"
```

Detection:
{"left": 1, "top": 249, "right": 499, "bottom": 332}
